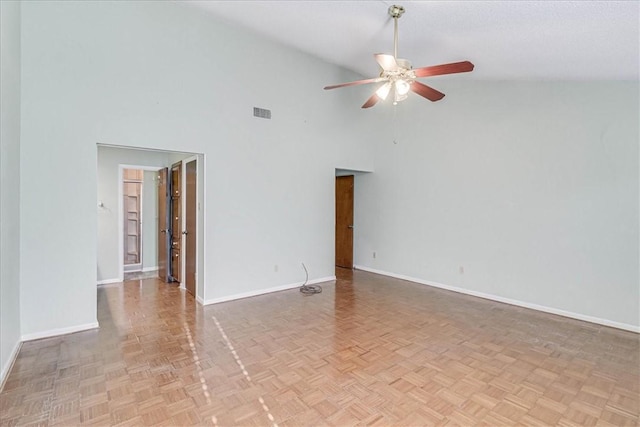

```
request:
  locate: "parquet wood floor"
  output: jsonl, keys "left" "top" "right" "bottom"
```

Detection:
{"left": 1, "top": 269, "right": 638, "bottom": 426}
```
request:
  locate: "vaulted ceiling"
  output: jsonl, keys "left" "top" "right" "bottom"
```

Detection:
{"left": 188, "top": 1, "right": 639, "bottom": 81}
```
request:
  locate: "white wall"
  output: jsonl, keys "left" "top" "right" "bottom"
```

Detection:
{"left": 354, "top": 81, "right": 639, "bottom": 329}
{"left": 21, "top": 1, "right": 632, "bottom": 339}
{"left": 97, "top": 146, "right": 172, "bottom": 282}
{"left": 20, "top": 1, "right": 376, "bottom": 336}
{"left": 0, "top": 0, "right": 22, "bottom": 383}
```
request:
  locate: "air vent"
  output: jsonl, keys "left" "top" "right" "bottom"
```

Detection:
{"left": 253, "top": 107, "right": 271, "bottom": 119}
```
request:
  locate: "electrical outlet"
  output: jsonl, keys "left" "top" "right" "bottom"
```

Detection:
{"left": 373, "top": 251, "right": 376, "bottom": 259}
{"left": 459, "top": 266, "right": 464, "bottom": 274}
{"left": 274, "top": 265, "right": 278, "bottom": 272}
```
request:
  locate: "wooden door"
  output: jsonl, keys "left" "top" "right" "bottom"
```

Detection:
{"left": 184, "top": 160, "right": 197, "bottom": 296}
{"left": 335, "top": 175, "right": 354, "bottom": 269}
{"left": 157, "top": 168, "right": 170, "bottom": 282}
{"left": 170, "top": 162, "right": 182, "bottom": 283}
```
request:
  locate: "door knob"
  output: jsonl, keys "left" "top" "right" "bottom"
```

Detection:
{"left": 347, "top": 225, "right": 354, "bottom": 229}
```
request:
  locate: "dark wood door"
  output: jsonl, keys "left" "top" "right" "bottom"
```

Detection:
{"left": 170, "top": 162, "right": 182, "bottom": 283}
{"left": 335, "top": 175, "right": 354, "bottom": 269}
{"left": 157, "top": 168, "right": 170, "bottom": 282}
{"left": 184, "top": 160, "right": 197, "bottom": 296}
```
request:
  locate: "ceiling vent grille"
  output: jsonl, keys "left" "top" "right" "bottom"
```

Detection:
{"left": 253, "top": 107, "right": 271, "bottom": 119}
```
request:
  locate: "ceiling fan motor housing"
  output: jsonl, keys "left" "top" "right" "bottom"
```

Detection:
{"left": 389, "top": 5, "right": 405, "bottom": 19}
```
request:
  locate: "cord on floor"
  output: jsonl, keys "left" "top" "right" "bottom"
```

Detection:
{"left": 299, "top": 263, "right": 322, "bottom": 295}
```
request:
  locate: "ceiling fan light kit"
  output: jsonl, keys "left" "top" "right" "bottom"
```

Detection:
{"left": 324, "top": 5, "right": 474, "bottom": 109}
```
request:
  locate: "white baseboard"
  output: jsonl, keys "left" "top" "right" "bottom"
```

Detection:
{"left": 97, "top": 278, "right": 121, "bottom": 286}
{"left": 141, "top": 266, "right": 159, "bottom": 273}
{"left": 196, "top": 295, "right": 205, "bottom": 305}
{"left": 201, "top": 276, "right": 336, "bottom": 306}
{"left": 0, "top": 340, "right": 22, "bottom": 392}
{"left": 354, "top": 265, "right": 640, "bottom": 334}
{"left": 21, "top": 322, "right": 100, "bottom": 342}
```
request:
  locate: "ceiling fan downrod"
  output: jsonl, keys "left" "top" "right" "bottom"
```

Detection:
{"left": 389, "top": 5, "right": 405, "bottom": 59}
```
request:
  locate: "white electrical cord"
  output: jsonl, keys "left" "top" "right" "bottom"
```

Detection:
{"left": 299, "top": 263, "right": 322, "bottom": 295}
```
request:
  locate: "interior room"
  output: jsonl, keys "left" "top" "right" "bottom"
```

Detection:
{"left": 1, "top": 1, "right": 638, "bottom": 425}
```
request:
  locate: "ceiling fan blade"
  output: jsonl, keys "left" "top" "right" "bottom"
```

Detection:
{"left": 324, "top": 77, "right": 384, "bottom": 90}
{"left": 413, "top": 61, "right": 474, "bottom": 78}
{"left": 410, "top": 81, "right": 445, "bottom": 102}
{"left": 361, "top": 92, "right": 381, "bottom": 109}
{"left": 374, "top": 53, "right": 398, "bottom": 71}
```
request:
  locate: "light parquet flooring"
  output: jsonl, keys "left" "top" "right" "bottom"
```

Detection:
{"left": 123, "top": 271, "right": 161, "bottom": 282}
{"left": 1, "top": 269, "right": 638, "bottom": 426}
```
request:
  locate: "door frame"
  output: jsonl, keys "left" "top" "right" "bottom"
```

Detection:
{"left": 117, "top": 164, "right": 165, "bottom": 282}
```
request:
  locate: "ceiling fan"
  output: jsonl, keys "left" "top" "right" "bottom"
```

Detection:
{"left": 324, "top": 5, "right": 474, "bottom": 108}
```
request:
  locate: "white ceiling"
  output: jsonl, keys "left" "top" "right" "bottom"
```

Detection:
{"left": 187, "top": 1, "right": 639, "bottom": 81}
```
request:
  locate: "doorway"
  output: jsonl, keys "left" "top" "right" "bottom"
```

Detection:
{"left": 118, "top": 165, "right": 164, "bottom": 281}
{"left": 335, "top": 175, "right": 354, "bottom": 269}
{"left": 170, "top": 161, "right": 182, "bottom": 283}
{"left": 122, "top": 168, "right": 143, "bottom": 272}
{"left": 97, "top": 145, "right": 205, "bottom": 300}
{"left": 157, "top": 157, "right": 199, "bottom": 296}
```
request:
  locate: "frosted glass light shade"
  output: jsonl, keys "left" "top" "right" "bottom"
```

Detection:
{"left": 395, "top": 79, "right": 410, "bottom": 95}
{"left": 376, "top": 82, "right": 392, "bottom": 100}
